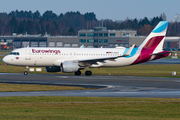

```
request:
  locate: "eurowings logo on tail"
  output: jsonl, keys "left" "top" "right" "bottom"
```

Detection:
{"left": 132, "top": 21, "right": 169, "bottom": 65}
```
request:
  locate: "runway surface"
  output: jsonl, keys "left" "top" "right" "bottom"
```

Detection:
{"left": 144, "top": 59, "right": 180, "bottom": 64}
{"left": 0, "top": 73, "right": 180, "bottom": 98}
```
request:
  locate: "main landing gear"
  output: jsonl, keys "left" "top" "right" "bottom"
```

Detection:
{"left": 24, "top": 66, "right": 28, "bottom": 75}
{"left": 85, "top": 67, "right": 92, "bottom": 76}
{"left": 74, "top": 70, "right": 81, "bottom": 76}
{"left": 74, "top": 67, "right": 92, "bottom": 76}
{"left": 85, "top": 70, "right": 92, "bottom": 76}
{"left": 74, "top": 70, "right": 92, "bottom": 76}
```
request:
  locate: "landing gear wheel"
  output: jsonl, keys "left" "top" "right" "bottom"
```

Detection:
{"left": 75, "top": 70, "right": 81, "bottom": 76}
{"left": 85, "top": 71, "right": 92, "bottom": 76}
{"left": 24, "top": 71, "right": 28, "bottom": 75}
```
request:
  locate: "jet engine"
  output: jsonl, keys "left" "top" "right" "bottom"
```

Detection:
{"left": 60, "top": 62, "right": 79, "bottom": 73}
{"left": 45, "top": 66, "right": 60, "bottom": 72}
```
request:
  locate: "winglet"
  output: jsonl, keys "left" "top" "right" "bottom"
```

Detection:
{"left": 80, "top": 45, "right": 84, "bottom": 48}
{"left": 124, "top": 44, "right": 135, "bottom": 56}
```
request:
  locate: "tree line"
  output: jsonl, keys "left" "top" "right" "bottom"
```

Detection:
{"left": 0, "top": 10, "right": 179, "bottom": 36}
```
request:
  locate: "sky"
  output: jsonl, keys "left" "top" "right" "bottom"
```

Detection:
{"left": 0, "top": 0, "right": 179, "bottom": 21}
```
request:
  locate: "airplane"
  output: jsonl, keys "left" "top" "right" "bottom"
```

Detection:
{"left": 3, "top": 21, "right": 170, "bottom": 76}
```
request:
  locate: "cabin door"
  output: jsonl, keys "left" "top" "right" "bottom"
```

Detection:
{"left": 25, "top": 49, "right": 31, "bottom": 60}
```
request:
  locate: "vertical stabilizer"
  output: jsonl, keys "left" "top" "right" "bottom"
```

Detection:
{"left": 138, "top": 21, "right": 169, "bottom": 51}
{"left": 132, "top": 21, "right": 169, "bottom": 65}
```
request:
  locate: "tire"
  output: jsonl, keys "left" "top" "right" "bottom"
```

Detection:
{"left": 24, "top": 71, "right": 28, "bottom": 75}
{"left": 85, "top": 71, "right": 92, "bottom": 76}
{"left": 75, "top": 70, "right": 81, "bottom": 76}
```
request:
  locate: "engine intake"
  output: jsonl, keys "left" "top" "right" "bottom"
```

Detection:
{"left": 60, "top": 62, "right": 79, "bottom": 73}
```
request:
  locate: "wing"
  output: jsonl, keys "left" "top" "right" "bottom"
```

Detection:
{"left": 67, "top": 44, "right": 136, "bottom": 67}
{"left": 53, "top": 56, "right": 121, "bottom": 66}
{"left": 78, "top": 56, "right": 119, "bottom": 65}
{"left": 53, "top": 44, "right": 136, "bottom": 67}
{"left": 66, "top": 56, "right": 120, "bottom": 67}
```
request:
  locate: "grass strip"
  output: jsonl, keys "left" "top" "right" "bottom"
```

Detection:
{"left": 0, "top": 97, "right": 180, "bottom": 120}
{"left": 0, "top": 62, "right": 180, "bottom": 77}
{"left": 0, "top": 83, "right": 86, "bottom": 92}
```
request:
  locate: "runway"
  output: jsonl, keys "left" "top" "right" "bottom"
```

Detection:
{"left": 143, "top": 58, "right": 180, "bottom": 64}
{"left": 0, "top": 73, "right": 180, "bottom": 98}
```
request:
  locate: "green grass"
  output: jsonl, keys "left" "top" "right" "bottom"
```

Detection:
{"left": 0, "top": 83, "right": 86, "bottom": 92}
{"left": 1, "top": 61, "right": 180, "bottom": 77}
{"left": 0, "top": 50, "right": 11, "bottom": 52}
{"left": 0, "top": 97, "right": 180, "bottom": 120}
{"left": 90, "top": 64, "right": 180, "bottom": 77}
{"left": 0, "top": 50, "right": 10, "bottom": 55}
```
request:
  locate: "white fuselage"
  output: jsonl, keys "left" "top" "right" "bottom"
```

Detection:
{"left": 3, "top": 47, "right": 139, "bottom": 67}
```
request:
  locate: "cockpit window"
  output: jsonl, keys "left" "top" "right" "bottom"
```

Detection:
{"left": 9, "top": 52, "right": 20, "bottom": 55}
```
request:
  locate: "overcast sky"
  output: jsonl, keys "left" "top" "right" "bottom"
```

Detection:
{"left": 0, "top": 0, "right": 179, "bottom": 21}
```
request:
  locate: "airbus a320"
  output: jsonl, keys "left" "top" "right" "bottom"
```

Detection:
{"left": 3, "top": 21, "right": 170, "bottom": 76}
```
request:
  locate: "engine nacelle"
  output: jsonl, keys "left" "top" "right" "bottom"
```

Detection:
{"left": 45, "top": 66, "right": 60, "bottom": 72}
{"left": 60, "top": 62, "right": 79, "bottom": 73}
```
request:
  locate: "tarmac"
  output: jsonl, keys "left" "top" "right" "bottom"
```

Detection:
{"left": 0, "top": 58, "right": 180, "bottom": 98}
{"left": 0, "top": 73, "right": 180, "bottom": 98}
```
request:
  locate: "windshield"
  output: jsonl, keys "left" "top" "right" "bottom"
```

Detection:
{"left": 9, "top": 52, "right": 20, "bottom": 55}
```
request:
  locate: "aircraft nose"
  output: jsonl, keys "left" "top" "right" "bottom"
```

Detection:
{"left": 3, "top": 56, "right": 10, "bottom": 64}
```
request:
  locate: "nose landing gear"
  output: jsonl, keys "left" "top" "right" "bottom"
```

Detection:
{"left": 24, "top": 66, "right": 28, "bottom": 75}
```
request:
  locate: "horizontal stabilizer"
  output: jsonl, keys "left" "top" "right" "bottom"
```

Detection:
{"left": 151, "top": 51, "right": 172, "bottom": 56}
